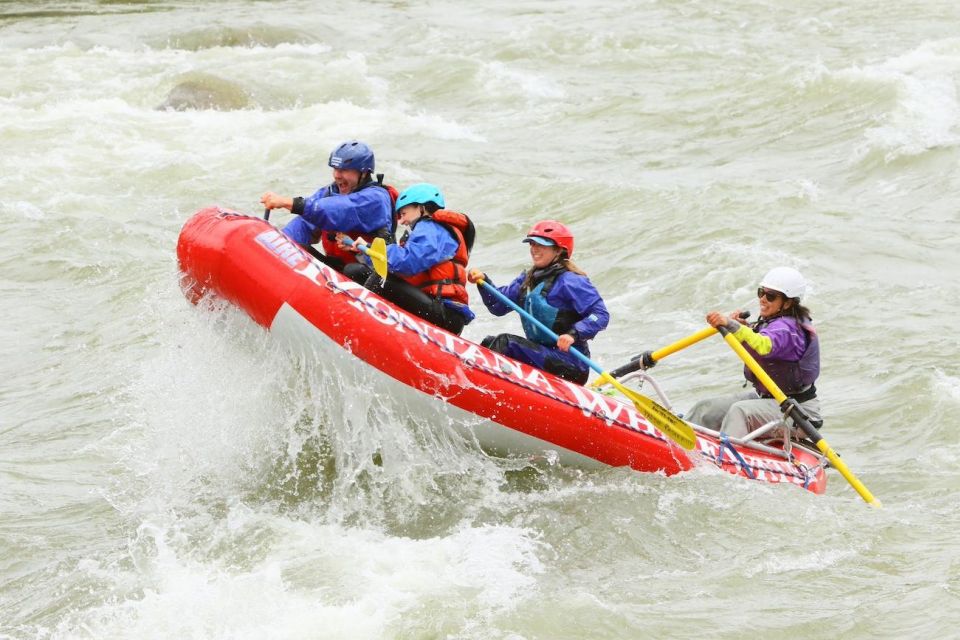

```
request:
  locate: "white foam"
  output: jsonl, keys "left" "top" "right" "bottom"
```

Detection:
{"left": 56, "top": 511, "right": 544, "bottom": 639}
{"left": 743, "top": 544, "right": 861, "bottom": 577}
{"left": 933, "top": 369, "right": 960, "bottom": 402}
{"left": 838, "top": 38, "right": 960, "bottom": 161}
{"left": 479, "top": 61, "right": 565, "bottom": 100}
{"left": 395, "top": 109, "right": 487, "bottom": 142}
{"left": 1, "top": 200, "right": 46, "bottom": 220}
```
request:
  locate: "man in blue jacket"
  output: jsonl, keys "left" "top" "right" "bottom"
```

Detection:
{"left": 260, "top": 140, "right": 394, "bottom": 271}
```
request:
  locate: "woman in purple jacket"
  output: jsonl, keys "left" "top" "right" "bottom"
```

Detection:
{"left": 686, "top": 267, "right": 821, "bottom": 438}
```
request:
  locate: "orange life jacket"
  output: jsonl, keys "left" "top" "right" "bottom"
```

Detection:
{"left": 401, "top": 210, "right": 474, "bottom": 305}
{"left": 318, "top": 175, "right": 399, "bottom": 265}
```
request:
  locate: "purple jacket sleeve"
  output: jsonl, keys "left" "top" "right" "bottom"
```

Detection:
{"left": 759, "top": 317, "right": 807, "bottom": 361}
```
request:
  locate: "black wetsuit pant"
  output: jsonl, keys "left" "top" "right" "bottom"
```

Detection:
{"left": 303, "top": 244, "right": 347, "bottom": 272}
{"left": 343, "top": 264, "right": 466, "bottom": 336}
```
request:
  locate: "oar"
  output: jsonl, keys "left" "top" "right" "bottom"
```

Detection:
{"left": 342, "top": 237, "right": 389, "bottom": 280}
{"left": 715, "top": 324, "right": 881, "bottom": 506}
{"left": 597, "top": 312, "right": 752, "bottom": 384}
{"left": 599, "top": 327, "right": 718, "bottom": 384}
{"left": 475, "top": 278, "right": 696, "bottom": 450}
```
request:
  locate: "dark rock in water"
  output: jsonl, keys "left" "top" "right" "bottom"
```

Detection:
{"left": 158, "top": 73, "right": 249, "bottom": 111}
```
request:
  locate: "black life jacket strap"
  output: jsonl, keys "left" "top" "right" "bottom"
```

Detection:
{"left": 759, "top": 384, "right": 817, "bottom": 403}
{"left": 418, "top": 264, "right": 466, "bottom": 299}
{"left": 518, "top": 264, "right": 566, "bottom": 305}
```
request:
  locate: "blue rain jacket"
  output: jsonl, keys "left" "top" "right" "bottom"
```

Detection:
{"left": 282, "top": 182, "right": 393, "bottom": 245}
{"left": 478, "top": 269, "right": 609, "bottom": 352}
{"left": 359, "top": 220, "right": 475, "bottom": 322}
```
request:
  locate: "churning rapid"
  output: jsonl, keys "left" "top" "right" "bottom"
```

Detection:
{"left": 2, "top": 1, "right": 960, "bottom": 638}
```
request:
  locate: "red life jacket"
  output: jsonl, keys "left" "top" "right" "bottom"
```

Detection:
{"left": 318, "top": 175, "right": 399, "bottom": 264}
{"left": 401, "top": 210, "right": 474, "bottom": 305}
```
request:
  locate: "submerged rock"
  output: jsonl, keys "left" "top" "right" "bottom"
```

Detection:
{"left": 158, "top": 72, "right": 249, "bottom": 111}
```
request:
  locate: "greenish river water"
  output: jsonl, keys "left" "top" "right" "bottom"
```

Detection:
{"left": 2, "top": 1, "right": 959, "bottom": 638}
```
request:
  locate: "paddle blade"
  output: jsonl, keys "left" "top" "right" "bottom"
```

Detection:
{"left": 602, "top": 374, "right": 696, "bottom": 450}
{"left": 370, "top": 238, "right": 388, "bottom": 280}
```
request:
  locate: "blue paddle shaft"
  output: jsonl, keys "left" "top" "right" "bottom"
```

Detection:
{"left": 341, "top": 236, "right": 371, "bottom": 257}
{"left": 479, "top": 280, "right": 600, "bottom": 375}
{"left": 341, "top": 236, "right": 358, "bottom": 250}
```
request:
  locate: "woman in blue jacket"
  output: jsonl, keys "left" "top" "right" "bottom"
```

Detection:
{"left": 468, "top": 220, "right": 609, "bottom": 385}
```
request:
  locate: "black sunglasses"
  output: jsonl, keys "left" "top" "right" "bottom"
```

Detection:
{"left": 757, "top": 287, "right": 782, "bottom": 302}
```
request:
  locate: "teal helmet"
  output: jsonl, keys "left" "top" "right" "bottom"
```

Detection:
{"left": 395, "top": 183, "right": 445, "bottom": 212}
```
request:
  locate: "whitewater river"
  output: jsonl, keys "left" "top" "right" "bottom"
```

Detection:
{"left": 2, "top": 1, "right": 959, "bottom": 638}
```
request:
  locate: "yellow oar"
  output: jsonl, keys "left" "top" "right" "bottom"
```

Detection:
{"left": 595, "top": 313, "right": 752, "bottom": 387}
{"left": 343, "top": 237, "right": 389, "bottom": 280}
{"left": 476, "top": 278, "right": 696, "bottom": 450}
{"left": 715, "top": 324, "right": 881, "bottom": 506}
{"left": 651, "top": 326, "right": 720, "bottom": 361}
{"left": 594, "top": 326, "right": 719, "bottom": 386}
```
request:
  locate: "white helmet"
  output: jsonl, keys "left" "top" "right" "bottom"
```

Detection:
{"left": 760, "top": 266, "right": 806, "bottom": 300}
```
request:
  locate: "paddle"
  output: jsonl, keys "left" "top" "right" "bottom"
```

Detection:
{"left": 475, "top": 278, "right": 696, "bottom": 450}
{"left": 715, "top": 324, "right": 881, "bottom": 506}
{"left": 599, "top": 312, "right": 752, "bottom": 383}
{"left": 342, "top": 237, "right": 389, "bottom": 280}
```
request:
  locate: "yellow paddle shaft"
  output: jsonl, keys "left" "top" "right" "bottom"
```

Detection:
{"left": 590, "top": 326, "right": 718, "bottom": 389}
{"left": 650, "top": 326, "right": 718, "bottom": 362}
{"left": 361, "top": 237, "right": 387, "bottom": 262}
{"left": 364, "top": 238, "right": 389, "bottom": 279}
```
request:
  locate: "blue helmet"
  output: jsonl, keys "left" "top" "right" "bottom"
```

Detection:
{"left": 328, "top": 140, "right": 375, "bottom": 173}
{"left": 395, "top": 183, "right": 446, "bottom": 211}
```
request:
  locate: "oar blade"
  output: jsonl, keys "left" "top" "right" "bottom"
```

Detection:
{"left": 370, "top": 238, "right": 388, "bottom": 280}
{"left": 604, "top": 375, "right": 696, "bottom": 450}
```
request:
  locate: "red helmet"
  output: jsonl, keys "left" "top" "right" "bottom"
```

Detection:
{"left": 524, "top": 220, "right": 575, "bottom": 257}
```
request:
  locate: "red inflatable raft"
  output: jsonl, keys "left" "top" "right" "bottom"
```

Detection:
{"left": 176, "top": 207, "right": 828, "bottom": 494}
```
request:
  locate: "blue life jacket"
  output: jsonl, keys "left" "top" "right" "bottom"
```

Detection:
{"left": 517, "top": 266, "right": 580, "bottom": 348}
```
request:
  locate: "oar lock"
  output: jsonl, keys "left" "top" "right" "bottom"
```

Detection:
{"left": 609, "top": 350, "right": 656, "bottom": 379}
